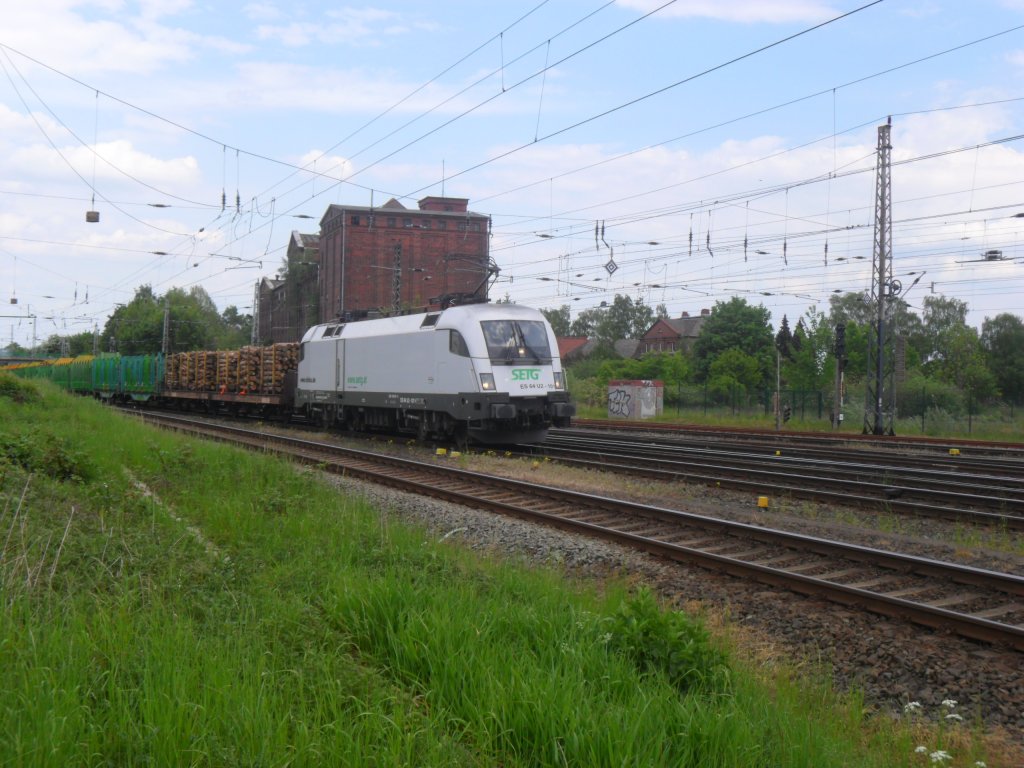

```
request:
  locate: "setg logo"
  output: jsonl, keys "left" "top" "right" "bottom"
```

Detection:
{"left": 511, "top": 368, "right": 540, "bottom": 381}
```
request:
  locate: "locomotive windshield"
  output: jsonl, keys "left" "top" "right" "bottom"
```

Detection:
{"left": 481, "top": 320, "right": 552, "bottom": 363}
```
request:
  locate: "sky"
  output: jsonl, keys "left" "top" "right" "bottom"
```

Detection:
{"left": 2, "top": 0, "right": 1024, "bottom": 350}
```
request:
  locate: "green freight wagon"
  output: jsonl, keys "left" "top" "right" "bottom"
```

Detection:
{"left": 93, "top": 354, "right": 121, "bottom": 398}
{"left": 121, "top": 354, "right": 164, "bottom": 400}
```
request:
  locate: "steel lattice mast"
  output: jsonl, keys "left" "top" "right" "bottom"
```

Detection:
{"left": 864, "top": 118, "right": 895, "bottom": 435}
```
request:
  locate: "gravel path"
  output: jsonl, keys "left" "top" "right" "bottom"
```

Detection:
{"left": 310, "top": 442, "right": 1024, "bottom": 751}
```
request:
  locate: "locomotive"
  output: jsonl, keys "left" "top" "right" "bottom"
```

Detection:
{"left": 296, "top": 302, "right": 574, "bottom": 445}
{"left": 1, "top": 303, "right": 574, "bottom": 446}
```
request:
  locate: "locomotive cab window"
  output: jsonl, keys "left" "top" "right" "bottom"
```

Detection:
{"left": 449, "top": 330, "right": 470, "bottom": 357}
{"left": 420, "top": 314, "right": 440, "bottom": 328}
{"left": 481, "top": 320, "right": 551, "bottom": 363}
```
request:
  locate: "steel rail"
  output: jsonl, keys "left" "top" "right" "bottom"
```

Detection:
{"left": 570, "top": 419, "right": 1024, "bottom": 456}
{"left": 534, "top": 435, "right": 1024, "bottom": 516}
{"left": 135, "top": 412, "right": 1024, "bottom": 651}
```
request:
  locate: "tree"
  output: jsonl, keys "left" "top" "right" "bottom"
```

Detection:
{"left": 218, "top": 305, "right": 252, "bottom": 348}
{"left": 921, "top": 294, "right": 969, "bottom": 365}
{"left": 541, "top": 305, "right": 571, "bottom": 337}
{"left": 775, "top": 315, "right": 794, "bottom": 361}
{"left": 601, "top": 294, "right": 655, "bottom": 342}
{"left": 708, "top": 348, "right": 762, "bottom": 394}
{"left": 570, "top": 306, "right": 604, "bottom": 338}
{"left": 101, "top": 284, "right": 247, "bottom": 354}
{"left": 567, "top": 294, "right": 655, "bottom": 347}
{"left": 930, "top": 325, "right": 996, "bottom": 399}
{"left": 828, "top": 291, "right": 874, "bottom": 327}
{"left": 981, "top": 313, "right": 1024, "bottom": 403}
{"left": 783, "top": 308, "right": 832, "bottom": 391}
{"left": 692, "top": 297, "right": 774, "bottom": 387}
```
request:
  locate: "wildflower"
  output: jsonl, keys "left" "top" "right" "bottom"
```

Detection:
{"left": 915, "top": 746, "right": 928, "bottom": 754}
{"left": 600, "top": 632, "right": 612, "bottom": 645}
{"left": 974, "top": 762, "right": 987, "bottom": 768}
{"left": 929, "top": 750, "right": 952, "bottom": 764}
{"left": 941, "top": 699, "right": 958, "bottom": 709}
{"left": 904, "top": 701, "right": 923, "bottom": 713}
{"left": 945, "top": 713, "right": 963, "bottom": 722}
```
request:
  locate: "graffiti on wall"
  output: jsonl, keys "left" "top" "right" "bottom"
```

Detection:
{"left": 607, "top": 388, "right": 632, "bottom": 417}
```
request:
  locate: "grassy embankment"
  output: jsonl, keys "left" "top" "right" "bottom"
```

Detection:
{"left": 0, "top": 373, "right": 1004, "bottom": 766}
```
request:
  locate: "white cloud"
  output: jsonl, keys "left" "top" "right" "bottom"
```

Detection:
{"left": 256, "top": 7, "right": 405, "bottom": 47}
{"left": 243, "top": 2, "right": 282, "bottom": 22}
{"left": 296, "top": 150, "right": 354, "bottom": 180}
{"left": 1, "top": 1, "right": 246, "bottom": 76}
{"left": 8, "top": 139, "right": 199, "bottom": 189}
{"left": 616, "top": 0, "right": 838, "bottom": 24}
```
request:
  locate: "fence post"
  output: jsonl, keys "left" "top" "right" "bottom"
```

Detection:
{"left": 921, "top": 385, "right": 926, "bottom": 434}
{"left": 968, "top": 389, "right": 973, "bottom": 435}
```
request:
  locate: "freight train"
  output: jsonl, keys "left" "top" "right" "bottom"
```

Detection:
{"left": 1, "top": 303, "right": 574, "bottom": 445}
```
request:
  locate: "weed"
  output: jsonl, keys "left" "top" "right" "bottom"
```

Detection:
{"left": 0, "top": 372, "right": 41, "bottom": 404}
{"left": 603, "top": 587, "right": 730, "bottom": 695}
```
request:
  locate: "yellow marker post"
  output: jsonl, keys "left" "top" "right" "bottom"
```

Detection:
{"left": 949, "top": 448, "right": 960, "bottom": 456}
{"left": 435, "top": 448, "right": 447, "bottom": 456}
{"left": 757, "top": 496, "right": 769, "bottom": 508}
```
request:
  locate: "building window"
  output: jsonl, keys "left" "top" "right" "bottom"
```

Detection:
{"left": 457, "top": 222, "right": 467, "bottom": 232}
{"left": 387, "top": 216, "right": 396, "bottom": 227}
{"left": 437, "top": 220, "right": 447, "bottom": 230}
{"left": 472, "top": 221, "right": 481, "bottom": 232}
{"left": 403, "top": 218, "right": 413, "bottom": 228}
{"left": 351, "top": 215, "right": 360, "bottom": 225}
{"left": 421, "top": 219, "right": 431, "bottom": 229}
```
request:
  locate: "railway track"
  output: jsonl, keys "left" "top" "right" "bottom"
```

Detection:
{"left": 137, "top": 411, "right": 1024, "bottom": 652}
{"left": 572, "top": 418, "right": 1024, "bottom": 457}
{"left": 522, "top": 431, "right": 1024, "bottom": 528}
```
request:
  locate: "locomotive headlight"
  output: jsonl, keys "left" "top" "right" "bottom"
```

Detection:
{"left": 553, "top": 371, "right": 565, "bottom": 390}
{"left": 479, "top": 373, "right": 496, "bottom": 391}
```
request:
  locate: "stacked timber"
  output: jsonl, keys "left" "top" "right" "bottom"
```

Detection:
{"left": 164, "top": 343, "right": 298, "bottom": 395}
{"left": 262, "top": 343, "right": 298, "bottom": 394}
{"left": 199, "top": 352, "right": 217, "bottom": 391}
{"left": 165, "top": 354, "right": 181, "bottom": 389}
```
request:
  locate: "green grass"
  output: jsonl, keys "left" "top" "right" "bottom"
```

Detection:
{"left": 0, "top": 374, "right": 1006, "bottom": 766}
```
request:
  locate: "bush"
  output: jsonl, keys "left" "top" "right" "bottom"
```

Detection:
{"left": 603, "top": 588, "right": 730, "bottom": 695}
{"left": 896, "top": 375, "right": 964, "bottom": 416}
{"left": 0, "top": 372, "right": 41, "bottom": 404}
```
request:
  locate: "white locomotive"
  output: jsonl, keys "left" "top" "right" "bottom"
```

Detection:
{"left": 295, "top": 302, "right": 574, "bottom": 444}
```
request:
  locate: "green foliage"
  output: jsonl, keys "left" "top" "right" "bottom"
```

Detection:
{"left": 896, "top": 373, "right": 966, "bottom": 416}
{"left": 597, "top": 351, "right": 691, "bottom": 386}
{"left": 693, "top": 297, "right": 774, "bottom": 386}
{"left": 924, "top": 324, "right": 997, "bottom": 400}
{"left": 0, "top": 372, "right": 40, "bottom": 404}
{"left": 100, "top": 284, "right": 250, "bottom": 354}
{"left": 604, "top": 588, "right": 729, "bottom": 695}
{"left": 0, "top": 427, "right": 91, "bottom": 480}
{"left": 708, "top": 348, "right": 761, "bottom": 393}
{"left": 569, "top": 294, "right": 654, "bottom": 344}
{"left": 783, "top": 308, "right": 833, "bottom": 391}
{"left": 540, "top": 305, "right": 571, "bottom": 337}
{"left": 981, "top": 313, "right": 1024, "bottom": 404}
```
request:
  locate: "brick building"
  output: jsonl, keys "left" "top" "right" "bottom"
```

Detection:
{"left": 254, "top": 231, "right": 320, "bottom": 344}
{"left": 638, "top": 309, "right": 710, "bottom": 354}
{"left": 318, "top": 196, "right": 491, "bottom": 322}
